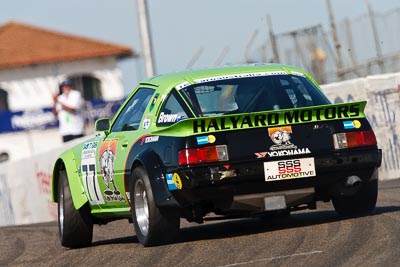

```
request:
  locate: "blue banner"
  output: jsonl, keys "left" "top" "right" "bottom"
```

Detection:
{"left": 0, "top": 98, "right": 125, "bottom": 133}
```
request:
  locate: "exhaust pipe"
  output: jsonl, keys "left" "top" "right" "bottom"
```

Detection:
{"left": 332, "top": 175, "right": 363, "bottom": 197}
{"left": 345, "top": 175, "right": 362, "bottom": 187}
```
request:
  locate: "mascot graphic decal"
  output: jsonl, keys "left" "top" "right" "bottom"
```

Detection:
{"left": 268, "top": 126, "right": 297, "bottom": 151}
{"left": 99, "top": 140, "right": 123, "bottom": 201}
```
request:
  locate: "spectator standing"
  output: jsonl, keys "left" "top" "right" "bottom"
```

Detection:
{"left": 53, "top": 80, "right": 85, "bottom": 142}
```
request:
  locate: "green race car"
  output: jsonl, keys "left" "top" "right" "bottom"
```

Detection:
{"left": 51, "top": 64, "right": 382, "bottom": 247}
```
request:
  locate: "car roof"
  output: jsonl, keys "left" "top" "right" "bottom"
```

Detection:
{"left": 139, "top": 64, "right": 318, "bottom": 91}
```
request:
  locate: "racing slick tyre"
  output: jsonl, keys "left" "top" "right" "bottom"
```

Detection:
{"left": 58, "top": 170, "right": 93, "bottom": 248}
{"left": 332, "top": 179, "right": 378, "bottom": 217}
{"left": 131, "top": 166, "right": 180, "bottom": 247}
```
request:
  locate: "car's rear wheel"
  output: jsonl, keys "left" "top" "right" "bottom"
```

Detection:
{"left": 332, "top": 179, "right": 378, "bottom": 217}
{"left": 130, "top": 166, "right": 180, "bottom": 246}
{"left": 58, "top": 170, "right": 93, "bottom": 248}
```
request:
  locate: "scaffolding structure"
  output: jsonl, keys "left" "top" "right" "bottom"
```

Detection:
{"left": 252, "top": 4, "right": 400, "bottom": 84}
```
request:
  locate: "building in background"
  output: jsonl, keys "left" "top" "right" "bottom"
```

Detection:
{"left": 0, "top": 21, "right": 137, "bottom": 161}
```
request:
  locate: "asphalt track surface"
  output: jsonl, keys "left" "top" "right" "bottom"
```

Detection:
{"left": 1, "top": 179, "right": 400, "bottom": 267}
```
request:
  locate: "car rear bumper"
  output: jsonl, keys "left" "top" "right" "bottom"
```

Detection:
{"left": 170, "top": 148, "right": 382, "bottom": 207}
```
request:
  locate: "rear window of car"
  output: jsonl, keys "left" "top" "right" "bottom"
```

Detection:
{"left": 180, "top": 75, "right": 331, "bottom": 116}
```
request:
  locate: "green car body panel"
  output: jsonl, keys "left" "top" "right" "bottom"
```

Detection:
{"left": 52, "top": 148, "right": 88, "bottom": 209}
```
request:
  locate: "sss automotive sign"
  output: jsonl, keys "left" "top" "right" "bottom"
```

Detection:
{"left": 263, "top": 157, "right": 316, "bottom": 181}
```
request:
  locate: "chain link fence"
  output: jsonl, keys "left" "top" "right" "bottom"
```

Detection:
{"left": 253, "top": 6, "right": 400, "bottom": 85}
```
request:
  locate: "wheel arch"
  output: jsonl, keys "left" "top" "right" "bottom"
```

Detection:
{"left": 51, "top": 151, "right": 89, "bottom": 210}
{"left": 126, "top": 149, "right": 179, "bottom": 208}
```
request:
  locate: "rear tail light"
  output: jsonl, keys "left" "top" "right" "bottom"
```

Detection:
{"left": 178, "top": 145, "right": 229, "bottom": 165}
{"left": 333, "top": 130, "right": 377, "bottom": 149}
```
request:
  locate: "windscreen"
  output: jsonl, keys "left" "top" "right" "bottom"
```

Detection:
{"left": 180, "top": 75, "right": 331, "bottom": 116}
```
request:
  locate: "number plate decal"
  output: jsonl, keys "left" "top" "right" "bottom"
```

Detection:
{"left": 81, "top": 141, "right": 105, "bottom": 205}
{"left": 264, "top": 157, "right": 316, "bottom": 182}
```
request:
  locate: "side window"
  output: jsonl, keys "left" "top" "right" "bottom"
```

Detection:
{"left": 157, "top": 90, "right": 191, "bottom": 126}
{"left": 0, "top": 89, "right": 9, "bottom": 111}
{"left": 67, "top": 75, "right": 102, "bottom": 100}
{"left": 276, "top": 76, "right": 328, "bottom": 108}
{"left": 291, "top": 76, "right": 314, "bottom": 106}
{"left": 111, "top": 88, "right": 154, "bottom": 132}
{"left": 279, "top": 78, "right": 298, "bottom": 107}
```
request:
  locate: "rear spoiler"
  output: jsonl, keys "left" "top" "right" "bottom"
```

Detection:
{"left": 153, "top": 101, "right": 367, "bottom": 137}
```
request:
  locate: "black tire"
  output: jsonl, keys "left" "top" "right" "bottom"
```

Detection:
{"left": 130, "top": 166, "right": 180, "bottom": 246}
{"left": 332, "top": 179, "right": 378, "bottom": 217}
{"left": 58, "top": 170, "right": 93, "bottom": 248}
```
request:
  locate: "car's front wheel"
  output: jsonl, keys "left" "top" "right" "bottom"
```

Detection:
{"left": 332, "top": 179, "right": 378, "bottom": 217}
{"left": 130, "top": 166, "right": 180, "bottom": 246}
{"left": 58, "top": 170, "right": 93, "bottom": 248}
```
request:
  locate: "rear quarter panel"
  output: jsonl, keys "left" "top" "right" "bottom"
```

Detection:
{"left": 52, "top": 145, "right": 88, "bottom": 210}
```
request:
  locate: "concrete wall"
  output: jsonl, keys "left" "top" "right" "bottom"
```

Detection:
{"left": 0, "top": 129, "right": 62, "bottom": 161}
{"left": 321, "top": 72, "right": 400, "bottom": 180}
{"left": 0, "top": 137, "right": 85, "bottom": 226}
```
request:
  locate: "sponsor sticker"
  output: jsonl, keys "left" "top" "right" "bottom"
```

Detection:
{"left": 192, "top": 102, "right": 365, "bottom": 134}
{"left": 196, "top": 135, "right": 216, "bottom": 145}
{"left": 143, "top": 117, "right": 151, "bottom": 129}
{"left": 264, "top": 157, "right": 316, "bottom": 181}
{"left": 256, "top": 148, "right": 311, "bottom": 158}
{"left": 343, "top": 120, "right": 361, "bottom": 129}
{"left": 81, "top": 141, "right": 105, "bottom": 205}
{"left": 166, "top": 173, "right": 182, "bottom": 190}
{"left": 353, "top": 120, "right": 361, "bottom": 128}
{"left": 254, "top": 126, "right": 311, "bottom": 158}
{"left": 193, "top": 71, "right": 287, "bottom": 85}
{"left": 149, "top": 93, "right": 160, "bottom": 111}
{"left": 158, "top": 112, "right": 185, "bottom": 124}
{"left": 268, "top": 126, "right": 296, "bottom": 150}
{"left": 176, "top": 72, "right": 288, "bottom": 90}
{"left": 254, "top": 126, "right": 312, "bottom": 158}
{"left": 99, "top": 140, "right": 125, "bottom": 202}
{"left": 291, "top": 71, "right": 306, "bottom": 77}
{"left": 140, "top": 135, "right": 159, "bottom": 145}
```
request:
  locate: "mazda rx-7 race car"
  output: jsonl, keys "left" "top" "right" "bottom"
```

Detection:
{"left": 51, "top": 64, "right": 381, "bottom": 247}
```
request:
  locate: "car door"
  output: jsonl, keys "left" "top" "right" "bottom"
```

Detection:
{"left": 96, "top": 87, "right": 155, "bottom": 211}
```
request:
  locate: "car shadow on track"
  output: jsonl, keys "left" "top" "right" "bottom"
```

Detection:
{"left": 178, "top": 205, "right": 400, "bottom": 244}
{"left": 91, "top": 235, "right": 138, "bottom": 247}
{"left": 87, "top": 205, "right": 400, "bottom": 247}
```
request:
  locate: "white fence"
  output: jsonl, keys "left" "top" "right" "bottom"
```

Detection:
{"left": 0, "top": 72, "right": 399, "bottom": 227}
{"left": 321, "top": 72, "right": 400, "bottom": 180}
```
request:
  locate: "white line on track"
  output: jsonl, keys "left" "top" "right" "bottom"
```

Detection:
{"left": 217, "top": 250, "right": 323, "bottom": 267}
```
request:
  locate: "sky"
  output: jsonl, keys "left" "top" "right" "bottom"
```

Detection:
{"left": 1, "top": 0, "right": 400, "bottom": 95}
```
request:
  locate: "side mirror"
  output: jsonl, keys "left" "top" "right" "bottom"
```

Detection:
{"left": 95, "top": 118, "right": 110, "bottom": 134}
